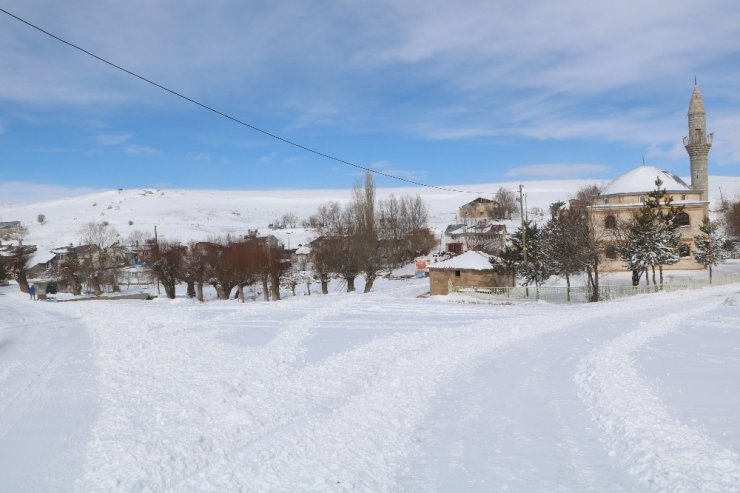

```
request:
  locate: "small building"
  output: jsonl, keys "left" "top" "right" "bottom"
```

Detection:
{"left": 428, "top": 250, "right": 514, "bottom": 295}
{"left": 458, "top": 198, "right": 503, "bottom": 221}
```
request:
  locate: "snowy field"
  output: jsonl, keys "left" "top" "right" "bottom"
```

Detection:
{"left": 1, "top": 277, "right": 740, "bottom": 492}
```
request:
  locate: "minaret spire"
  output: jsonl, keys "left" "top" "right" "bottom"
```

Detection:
{"left": 683, "top": 83, "right": 712, "bottom": 200}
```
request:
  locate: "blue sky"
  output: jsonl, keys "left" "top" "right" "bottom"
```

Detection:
{"left": 1, "top": 0, "right": 740, "bottom": 199}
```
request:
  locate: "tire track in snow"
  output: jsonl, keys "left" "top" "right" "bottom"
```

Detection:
{"left": 575, "top": 293, "right": 740, "bottom": 492}
{"left": 179, "top": 294, "right": 679, "bottom": 491}
{"left": 77, "top": 295, "right": 360, "bottom": 492}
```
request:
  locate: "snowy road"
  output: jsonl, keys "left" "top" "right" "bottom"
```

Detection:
{"left": 1, "top": 282, "right": 739, "bottom": 492}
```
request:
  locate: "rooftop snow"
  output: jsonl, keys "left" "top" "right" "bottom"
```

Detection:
{"left": 428, "top": 250, "right": 495, "bottom": 271}
{"left": 601, "top": 166, "right": 690, "bottom": 196}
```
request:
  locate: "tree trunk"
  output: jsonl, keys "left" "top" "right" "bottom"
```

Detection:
{"left": 186, "top": 280, "right": 196, "bottom": 298}
{"left": 262, "top": 277, "right": 270, "bottom": 301}
{"left": 271, "top": 273, "right": 281, "bottom": 301}
{"left": 211, "top": 281, "right": 226, "bottom": 300}
{"left": 659, "top": 266, "right": 664, "bottom": 285}
{"left": 644, "top": 268, "right": 650, "bottom": 286}
{"left": 709, "top": 265, "right": 713, "bottom": 284}
{"left": 306, "top": 280, "right": 311, "bottom": 296}
{"left": 346, "top": 276, "right": 355, "bottom": 292}
{"left": 91, "top": 275, "right": 102, "bottom": 296}
{"left": 237, "top": 283, "right": 245, "bottom": 302}
{"left": 71, "top": 276, "right": 82, "bottom": 296}
{"left": 651, "top": 266, "right": 656, "bottom": 285}
{"left": 631, "top": 269, "right": 640, "bottom": 287}
{"left": 363, "top": 273, "right": 376, "bottom": 293}
{"left": 565, "top": 273, "right": 571, "bottom": 302}
{"left": 321, "top": 273, "right": 328, "bottom": 295}
{"left": 164, "top": 281, "right": 176, "bottom": 299}
{"left": 196, "top": 281, "right": 204, "bottom": 302}
{"left": 15, "top": 269, "right": 30, "bottom": 293}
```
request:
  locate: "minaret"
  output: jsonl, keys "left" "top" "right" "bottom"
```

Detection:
{"left": 683, "top": 83, "right": 712, "bottom": 200}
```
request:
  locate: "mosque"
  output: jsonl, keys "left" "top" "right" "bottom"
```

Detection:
{"left": 588, "top": 84, "right": 712, "bottom": 271}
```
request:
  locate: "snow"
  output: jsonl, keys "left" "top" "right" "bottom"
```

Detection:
{"left": 428, "top": 250, "right": 496, "bottom": 271}
{"left": 1, "top": 278, "right": 740, "bottom": 491}
{"left": 601, "top": 166, "right": 691, "bottom": 196}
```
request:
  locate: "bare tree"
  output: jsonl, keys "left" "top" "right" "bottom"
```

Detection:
{"left": 149, "top": 240, "right": 186, "bottom": 299}
{"left": 79, "top": 222, "right": 122, "bottom": 295}
{"left": 6, "top": 244, "right": 35, "bottom": 293}
{"left": 280, "top": 212, "right": 299, "bottom": 229}
{"left": 494, "top": 187, "right": 518, "bottom": 219}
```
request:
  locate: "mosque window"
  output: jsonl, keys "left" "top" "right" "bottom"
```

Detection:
{"left": 606, "top": 245, "right": 618, "bottom": 260}
{"left": 677, "top": 212, "right": 690, "bottom": 226}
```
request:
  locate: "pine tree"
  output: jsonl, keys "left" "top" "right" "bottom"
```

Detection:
{"left": 694, "top": 216, "right": 729, "bottom": 283}
{"left": 510, "top": 221, "right": 553, "bottom": 288}
{"left": 0, "top": 255, "right": 8, "bottom": 283}
{"left": 543, "top": 202, "right": 588, "bottom": 301}
{"left": 620, "top": 178, "right": 682, "bottom": 286}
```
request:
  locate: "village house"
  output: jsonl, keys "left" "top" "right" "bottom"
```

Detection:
{"left": 428, "top": 250, "right": 514, "bottom": 295}
{"left": 443, "top": 221, "right": 507, "bottom": 255}
{"left": 458, "top": 197, "right": 504, "bottom": 221}
{"left": 588, "top": 84, "right": 711, "bottom": 272}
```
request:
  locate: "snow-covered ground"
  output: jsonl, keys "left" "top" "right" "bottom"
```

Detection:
{"left": 1, "top": 277, "right": 739, "bottom": 491}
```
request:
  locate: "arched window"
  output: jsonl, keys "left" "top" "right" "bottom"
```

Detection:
{"left": 604, "top": 215, "right": 617, "bottom": 229}
{"left": 677, "top": 212, "right": 690, "bottom": 226}
{"left": 679, "top": 244, "right": 691, "bottom": 257}
{"left": 605, "top": 245, "right": 618, "bottom": 260}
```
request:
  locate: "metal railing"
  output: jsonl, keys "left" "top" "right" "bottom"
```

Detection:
{"left": 453, "top": 272, "right": 740, "bottom": 304}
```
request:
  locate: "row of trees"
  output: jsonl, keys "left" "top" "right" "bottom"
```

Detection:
{"left": 492, "top": 192, "right": 604, "bottom": 302}
{"left": 307, "top": 172, "right": 436, "bottom": 293}
{"left": 2, "top": 173, "right": 436, "bottom": 301}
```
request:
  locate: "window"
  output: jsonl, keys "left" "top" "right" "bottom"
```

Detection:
{"left": 639, "top": 195, "right": 646, "bottom": 203}
{"left": 679, "top": 244, "right": 690, "bottom": 257}
{"left": 677, "top": 212, "right": 690, "bottom": 226}
{"left": 455, "top": 270, "right": 461, "bottom": 277}
{"left": 604, "top": 215, "right": 617, "bottom": 229}
{"left": 681, "top": 194, "right": 687, "bottom": 201}
{"left": 606, "top": 245, "right": 618, "bottom": 260}
{"left": 603, "top": 198, "right": 609, "bottom": 205}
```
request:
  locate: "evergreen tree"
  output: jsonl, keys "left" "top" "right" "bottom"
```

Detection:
{"left": 543, "top": 202, "right": 588, "bottom": 301}
{"left": 510, "top": 221, "right": 553, "bottom": 287}
{"left": 694, "top": 216, "right": 729, "bottom": 283}
{"left": 620, "top": 178, "right": 682, "bottom": 286}
{"left": 0, "top": 255, "right": 7, "bottom": 283}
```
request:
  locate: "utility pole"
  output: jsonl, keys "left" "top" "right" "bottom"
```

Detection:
{"left": 518, "top": 185, "right": 527, "bottom": 264}
{"left": 154, "top": 225, "right": 160, "bottom": 295}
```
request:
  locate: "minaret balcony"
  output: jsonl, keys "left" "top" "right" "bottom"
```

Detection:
{"left": 683, "top": 132, "right": 713, "bottom": 146}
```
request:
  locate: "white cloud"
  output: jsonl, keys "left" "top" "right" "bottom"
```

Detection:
{"left": 258, "top": 152, "right": 278, "bottom": 164}
{"left": 97, "top": 133, "right": 133, "bottom": 146}
{"left": 506, "top": 164, "right": 611, "bottom": 178}
{"left": 187, "top": 152, "right": 211, "bottom": 162}
{"left": 125, "top": 144, "right": 160, "bottom": 155}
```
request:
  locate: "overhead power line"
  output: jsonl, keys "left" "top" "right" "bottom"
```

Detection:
{"left": 0, "top": 7, "right": 489, "bottom": 195}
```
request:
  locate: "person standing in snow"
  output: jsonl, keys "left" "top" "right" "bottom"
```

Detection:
{"left": 28, "top": 284, "right": 36, "bottom": 300}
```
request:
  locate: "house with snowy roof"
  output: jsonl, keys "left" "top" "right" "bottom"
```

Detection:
{"left": 428, "top": 250, "right": 514, "bottom": 295}
{"left": 588, "top": 84, "right": 711, "bottom": 272}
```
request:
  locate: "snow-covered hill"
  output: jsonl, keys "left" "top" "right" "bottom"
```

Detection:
{"left": 1, "top": 176, "right": 739, "bottom": 267}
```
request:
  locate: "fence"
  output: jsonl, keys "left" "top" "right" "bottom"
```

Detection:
{"left": 453, "top": 272, "right": 740, "bottom": 304}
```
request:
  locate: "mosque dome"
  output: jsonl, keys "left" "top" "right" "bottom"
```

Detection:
{"left": 600, "top": 166, "right": 690, "bottom": 196}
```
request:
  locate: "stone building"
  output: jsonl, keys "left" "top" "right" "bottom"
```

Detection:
{"left": 458, "top": 197, "right": 503, "bottom": 220}
{"left": 429, "top": 250, "right": 514, "bottom": 295}
{"left": 588, "top": 84, "right": 711, "bottom": 271}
